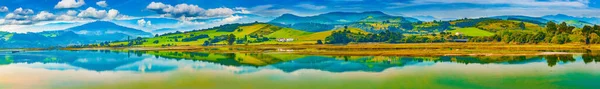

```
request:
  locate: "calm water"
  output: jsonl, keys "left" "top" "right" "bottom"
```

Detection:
{"left": 1, "top": 50, "right": 599, "bottom": 89}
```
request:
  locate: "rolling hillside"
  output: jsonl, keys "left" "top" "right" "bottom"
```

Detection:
{"left": 109, "top": 22, "right": 372, "bottom": 46}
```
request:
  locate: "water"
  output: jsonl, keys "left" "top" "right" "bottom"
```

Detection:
{"left": 0, "top": 50, "right": 599, "bottom": 89}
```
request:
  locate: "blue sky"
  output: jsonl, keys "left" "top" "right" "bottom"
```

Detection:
{"left": 0, "top": 0, "right": 598, "bottom": 33}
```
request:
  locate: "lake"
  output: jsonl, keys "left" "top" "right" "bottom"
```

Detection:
{"left": 1, "top": 50, "right": 599, "bottom": 89}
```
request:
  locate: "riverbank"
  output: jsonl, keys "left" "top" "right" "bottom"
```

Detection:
{"left": 62, "top": 43, "right": 598, "bottom": 56}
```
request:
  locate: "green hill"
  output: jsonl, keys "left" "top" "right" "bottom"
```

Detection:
{"left": 110, "top": 23, "right": 366, "bottom": 46}
{"left": 449, "top": 27, "right": 495, "bottom": 37}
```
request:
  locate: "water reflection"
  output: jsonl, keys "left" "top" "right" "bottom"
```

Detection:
{"left": 1, "top": 50, "right": 599, "bottom": 73}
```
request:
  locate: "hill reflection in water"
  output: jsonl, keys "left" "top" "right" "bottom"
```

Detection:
{"left": 1, "top": 50, "right": 599, "bottom": 73}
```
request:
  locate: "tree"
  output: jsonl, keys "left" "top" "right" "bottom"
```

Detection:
{"left": 519, "top": 21, "right": 526, "bottom": 30}
{"left": 153, "top": 40, "right": 160, "bottom": 44}
{"left": 558, "top": 22, "right": 568, "bottom": 33}
{"left": 226, "top": 34, "right": 236, "bottom": 45}
{"left": 316, "top": 40, "right": 323, "bottom": 44}
{"left": 546, "top": 21, "right": 557, "bottom": 34}
{"left": 583, "top": 25, "right": 593, "bottom": 44}
{"left": 202, "top": 40, "right": 211, "bottom": 46}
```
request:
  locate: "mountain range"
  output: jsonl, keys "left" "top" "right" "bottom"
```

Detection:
{"left": 0, "top": 21, "right": 152, "bottom": 48}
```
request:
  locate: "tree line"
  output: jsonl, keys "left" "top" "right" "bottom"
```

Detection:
{"left": 470, "top": 21, "right": 600, "bottom": 44}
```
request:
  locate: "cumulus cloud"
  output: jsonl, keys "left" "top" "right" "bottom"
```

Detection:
{"left": 146, "top": 2, "right": 234, "bottom": 18}
{"left": 55, "top": 0, "right": 86, "bottom": 9}
{"left": 96, "top": 1, "right": 108, "bottom": 7}
{"left": 54, "top": 10, "right": 81, "bottom": 21}
{"left": 205, "top": 7, "right": 235, "bottom": 17}
{"left": 219, "top": 15, "right": 243, "bottom": 23}
{"left": 76, "top": 7, "right": 121, "bottom": 19}
{"left": 295, "top": 4, "right": 327, "bottom": 10}
{"left": 1, "top": 8, "right": 37, "bottom": 25}
{"left": 0, "top": 6, "right": 8, "bottom": 12}
{"left": 33, "top": 11, "right": 56, "bottom": 21}
{"left": 137, "top": 19, "right": 152, "bottom": 27}
{"left": 107, "top": 9, "right": 119, "bottom": 19}
{"left": 13, "top": 8, "right": 34, "bottom": 15}
{"left": 77, "top": 7, "right": 107, "bottom": 19}
{"left": 4, "top": 13, "right": 28, "bottom": 20}
{"left": 66, "top": 10, "right": 78, "bottom": 16}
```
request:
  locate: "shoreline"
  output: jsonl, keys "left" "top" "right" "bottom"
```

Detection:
{"left": 60, "top": 43, "right": 599, "bottom": 56}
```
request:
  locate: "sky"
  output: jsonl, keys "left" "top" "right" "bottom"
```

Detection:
{"left": 0, "top": 0, "right": 598, "bottom": 33}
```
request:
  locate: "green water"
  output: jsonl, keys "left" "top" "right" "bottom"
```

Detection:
{"left": 0, "top": 50, "right": 599, "bottom": 89}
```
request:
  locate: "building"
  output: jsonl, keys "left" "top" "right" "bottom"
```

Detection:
{"left": 455, "top": 32, "right": 463, "bottom": 36}
{"left": 277, "top": 38, "right": 294, "bottom": 42}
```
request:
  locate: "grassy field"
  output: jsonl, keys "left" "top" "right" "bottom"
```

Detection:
{"left": 449, "top": 27, "right": 495, "bottom": 36}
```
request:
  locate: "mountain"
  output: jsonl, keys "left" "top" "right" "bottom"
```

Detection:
{"left": 152, "top": 28, "right": 179, "bottom": 34}
{"left": 270, "top": 11, "right": 419, "bottom": 32}
{"left": 270, "top": 14, "right": 337, "bottom": 24}
{"left": 0, "top": 21, "right": 154, "bottom": 48}
{"left": 270, "top": 11, "right": 411, "bottom": 25}
{"left": 489, "top": 15, "right": 548, "bottom": 25}
{"left": 412, "top": 16, "right": 437, "bottom": 22}
{"left": 0, "top": 31, "right": 90, "bottom": 48}
{"left": 65, "top": 21, "right": 153, "bottom": 38}
{"left": 563, "top": 20, "right": 594, "bottom": 28}
{"left": 360, "top": 15, "right": 420, "bottom": 23}
{"left": 542, "top": 14, "right": 600, "bottom": 24}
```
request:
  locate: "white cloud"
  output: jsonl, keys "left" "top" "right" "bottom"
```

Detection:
{"left": 54, "top": 0, "right": 86, "bottom": 9}
{"left": 107, "top": 9, "right": 119, "bottom": 19}
{"left": 96, "top": 1, "right": 108, "bottom": 7}
{"left": 248, "top": 5, "right": 293, "bottom": 16}
{"left": 33, "top": 11, "right": 56, "bottom": 21}
{"left": 219, "top": 15, "right": 243, "bottom": 23}
{"left": 13, "top": 8, "right": 34, "bottom": 15}
{"left": 205, "top": 7, "right": 235, "bottom": 17}
{"left": 66, "top": 10, "right": 78, "bottom": 16}
{"left": 4, "top": 13, "right": 28, "bottom": 20}
{"left": 146, "top": 2, "right": 171, "bottom": 10}
{"left": 234, "top": 7, "right": 251, "bottom": 14}
{"left": 137, "top": 19, "right": 152, "bottom": 27}
{"left": 76, "top": 7, "right": 121, "bottom": 19}
{"left": 146, "top": 2, "right": 235, "bottom": 18}
{"left": 0, "top": 19, "right": 5, "bottom": 25}
{"left": 77, "top": 7, "right": 107, "bottom": 19}
{"left": 295, "top": 4, "right": 327, "bottom": 10}
{"left": 0, "top": 6, "right": 8, "bottom": 12}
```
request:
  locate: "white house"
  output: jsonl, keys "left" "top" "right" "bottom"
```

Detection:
{"left": 277, "top": 38, "right": 294, "bottom": 42}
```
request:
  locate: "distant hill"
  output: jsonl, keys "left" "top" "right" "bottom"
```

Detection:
{"left": 270, "top": 11, "right": 419, "bottom": 32}
{"left": 65, "top": 21, "right": 153, "bottom": 38}
{"left": 562, "top": 20, "right": 594, "bottom": 28}
{"left": 0, "top": 21, "right": 153, "bottom": 48}
{"left": 270, "top": 11, "right": 414, "bottom": 25}
{"left": 489, "top": 15, "right": 548, "bottom": 25}
{"left": 542, "top": 14, "right": 600, "bottom": 25}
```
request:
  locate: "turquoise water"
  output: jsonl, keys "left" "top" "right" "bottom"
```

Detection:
{"left": 0, "top": 50, "right": 599, "bottom": 89}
